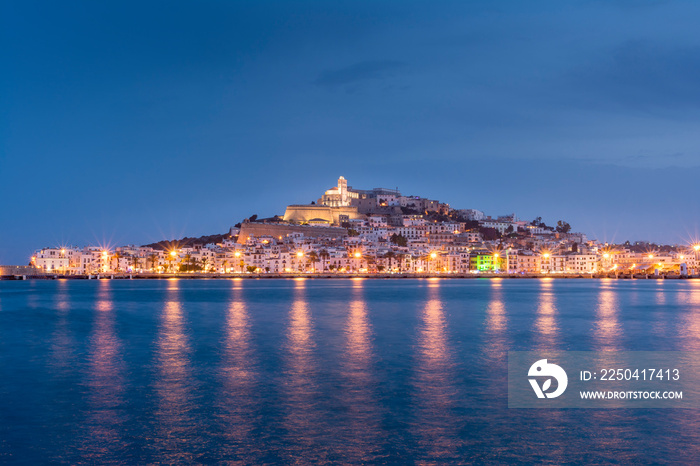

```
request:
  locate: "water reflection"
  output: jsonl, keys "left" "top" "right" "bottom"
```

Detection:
{"left": 335, "top": 279, "right": 382, "bottom": 462}
{"left": 679, "top": 281, "right": 700, "bottom": 351}
{"left": 593, "top": 281, "right": 622, "bottom": 350}
{"left": 282, "top": 279, "right": 324, "bottom": 462}
{"left": 50, "top": 280, "right": 75, "bottom": 372}
{"left": 218, "top": 282, "right": 258, "bottom": 459}
{"left": 412, "top": 280, "right": 459, "bottom": 462}
{"left": 655, "top": 281, "right": 666, "bottom": 305}
{"left": 534, "top": 279, "right": 559, "bottom": 349}
{"left": 82, "top": 280, "right": 127, "bottom": 461}
{"left": 153, "top": 279, "right": 197, "bottom": 462}
{"left": 484, "top": 279, "right": 509, "bottom": 361}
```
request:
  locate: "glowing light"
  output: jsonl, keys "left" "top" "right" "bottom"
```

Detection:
{"left": 648, "top": 254, "right": 654, "bottom": 259}
{"left": 695, "top": 244, "right": 700, "bottom": 251}
{"left": 354, "top": 252, "right": 362, "bottom": 258}
{"left": 297, "top": 251, "right": 304, "bottom": 258}
{"left": 60, "top": 248, "right": 66, "bottom": 255}
{"left": 234, "top": 251, "right": 241, "bottom": 257}
{"left": 430, "top": 252, "right": 437, "bottom": 259}
{"left": 680, "top": 255, "right": 685, "bottom": 260}
{"left": 543, "top": 253, "right": 550, "bottom": 259}
{"left": 170, "top": 250, "right": 177, "bottom": 257}
{"left": 493, "top": 253, "right": 499, "bottom": 258}
{"left": 102, "top": 250, "right": 108, "bottom": 257}
{"left": 603, "top": 253, "right": 610, "bottom": 259}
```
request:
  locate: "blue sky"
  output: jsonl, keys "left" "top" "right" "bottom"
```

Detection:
{"left": 2, "top": 1, "right": 700, "bottom": 264}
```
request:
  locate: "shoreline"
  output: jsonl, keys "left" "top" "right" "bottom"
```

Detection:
{"left": 2, "top": 272, "right": 698, "bottom": 280}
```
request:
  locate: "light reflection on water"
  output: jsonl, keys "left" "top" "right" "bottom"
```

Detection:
{"left": 483, "top": 279, "right": 509, "bottom": 362}
{"left": 152, "top": 279, "right": 198, "bottom": 463}
{"left": 1, "top": 279, "right": 699, "bottom": 464}
{"left": 412, "top": 280, "right": 460, "bottom": 462}
{"left": 281, "top": 279, "right": 325, "bottom": 463}
{"left": 534, "top": 279, "right": 559, "bottom": 350}
{"left": 335, "top": 279, "right": 383, "bottom": 463}
{"left": 217, "top": 281, "right": 258, "bottom": 461}
{"left": 593, "top": 281, "right": 622, "bottom": 350}
{"left": 81, "top": 280, "right": 127, "bottom": 462}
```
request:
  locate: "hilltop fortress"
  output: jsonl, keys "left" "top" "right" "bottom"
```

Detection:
{"left": 283, "top": 176, "right": 444, "bottom": 225}
{"left": 235, "top": 176, "right": 444, "bottom": 244}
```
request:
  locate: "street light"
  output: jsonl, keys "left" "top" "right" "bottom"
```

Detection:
{"left": 354, "top": 252, "right": 362, "bottom": 258}
{"left": 297, "top": 251, "right": 304, "bottom": 258}
{"left": 430, "top": 252, "right": 437, "bottom": 259}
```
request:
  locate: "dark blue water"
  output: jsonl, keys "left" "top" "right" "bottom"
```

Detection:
{"left": 1, "top": 278, "right": 699, "bottom": 464}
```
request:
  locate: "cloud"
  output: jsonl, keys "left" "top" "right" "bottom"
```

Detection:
{"left": 314, "top": 60, "right": 407, "bottom": 88}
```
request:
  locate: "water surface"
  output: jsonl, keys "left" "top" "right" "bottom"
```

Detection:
{"left": 1, "top": 278, "right": 699, "bottom": 464}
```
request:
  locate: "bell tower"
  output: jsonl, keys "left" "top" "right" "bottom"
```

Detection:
{"left": 338, "top": 176, "right": 348, "bottom": 206}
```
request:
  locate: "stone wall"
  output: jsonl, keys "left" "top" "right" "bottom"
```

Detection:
{"left": 0, "top": 266, "right": 47, "bottom": 276}
{"left": 283, "top": 204, "right": 365, "bottom": 224}
{"left": 237, "top": 222, "right": 348, "bottom": 244}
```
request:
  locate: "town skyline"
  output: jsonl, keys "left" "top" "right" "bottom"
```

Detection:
{"left": 3, "top": 1, "right": 700, "bottom": 264}
{"left": 2, "top": 170, "right": 700, "bottom": 267}
{"left": 20, "top": 175, "right": 700, "bottom": 278}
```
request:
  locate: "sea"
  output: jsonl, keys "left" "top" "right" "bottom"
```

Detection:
{"left": 0, "top": 278, "right": 698, "bottom": 464}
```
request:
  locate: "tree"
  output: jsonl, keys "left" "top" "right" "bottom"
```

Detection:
{"left": 348, "top": 229, "right": 360, "bottom": 237}
{"left": 556, "top": 220, "right": 572, "bottom": 234}
{"left": 390, "top": 234, "right": 407, "bottom": 247}
{"left": 112, "top": 252, "right": 121, "bottom": 272}
{"left": 307, "top": 251, "right": 319, "bottom": 271}
{"left": 479, "top": 227, "right": 500, "bottom": 241}
{"left": 131, "top": 256, "right": 139, "bottom": 272}
{"left": 149, "top": 254, "right": 159, "bottom": 271}
{"left": 319, "top": 249, "right": 330, "bottom": 272}
{"left": 246, "top": 265, "right": 257, "bottom": 273}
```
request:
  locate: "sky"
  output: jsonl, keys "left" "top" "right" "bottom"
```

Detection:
{"left": 2, "top": 0, "right": 700, "bottom": 264}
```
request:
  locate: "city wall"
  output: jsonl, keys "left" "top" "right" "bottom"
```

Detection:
{"left": 0, "top": 265, "right": 48, "bottom": 276}
{"left": 237, "top": 222, "right": 348, "bottom": 244}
